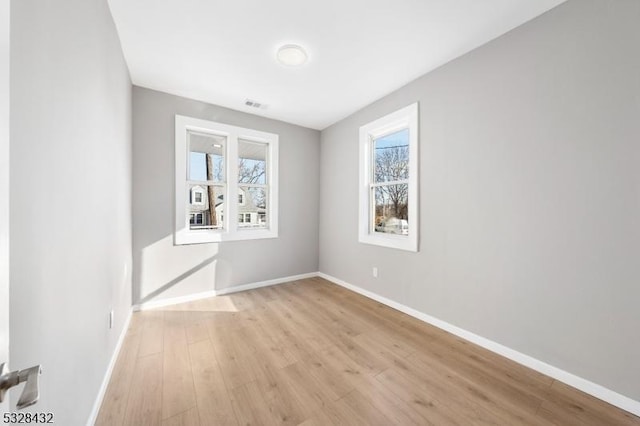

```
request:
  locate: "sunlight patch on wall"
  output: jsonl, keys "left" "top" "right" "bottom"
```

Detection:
{"left": 139, "top": 234, "right": 219, "bottom": 302}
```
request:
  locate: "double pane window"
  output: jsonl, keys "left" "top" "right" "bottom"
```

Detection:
{"left": 175, "top": 115, "right": 279, "bottom": 244}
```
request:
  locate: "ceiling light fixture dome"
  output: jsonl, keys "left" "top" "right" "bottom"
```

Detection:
{"left": 276, "top": 44, "right": 308, "bottom": 67}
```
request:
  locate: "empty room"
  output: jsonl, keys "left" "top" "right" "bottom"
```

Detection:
{"left": 1, "top": 0, "right": 639, "bottom": 425}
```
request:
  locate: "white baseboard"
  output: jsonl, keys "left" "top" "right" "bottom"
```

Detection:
{"left": 317, "top": 272, "right": 640, "bottom": 417}
{"left": 133, "top": 289, "right": 218, "bottom": 311}
{"left": 213, "top": 272, "right": 317, "bottom": 295}
{"left": 86, "top": 310, "right": 133, "bottom": 426}
{"left": 132, "top": 272, "right": 318, "bottom": 311}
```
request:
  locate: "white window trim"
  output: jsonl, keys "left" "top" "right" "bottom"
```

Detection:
{"left": 358, "top": 103, "right": 419, "bottom": 252}
{"left": 175, "top": 115, "right": 279, "bottom": 245}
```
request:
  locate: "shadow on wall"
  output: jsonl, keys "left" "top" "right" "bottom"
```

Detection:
{"left": 133, "top": 234, "right": 222, "bottom": 305}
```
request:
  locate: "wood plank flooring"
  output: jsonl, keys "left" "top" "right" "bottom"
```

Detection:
{"left": 96, "top": 277, "right": 640, "bottom": 425}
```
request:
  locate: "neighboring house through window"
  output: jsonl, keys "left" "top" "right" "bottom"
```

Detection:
{"left": 175, "top": 115, "right": 279, "bottom": 244}
{"left": 238, "top": 212, "right": 251, "bottom": 225}
{"left": 189, "top": 213, "right": 204, "bottom": 225}
{"left": 359, "top": 103, "right": 418, "bottom": 252}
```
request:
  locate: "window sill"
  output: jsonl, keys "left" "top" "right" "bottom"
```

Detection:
{"left": 175, "top": 228, "right": 278, "bottom": 245}
{"left": 358, "top": 233, "right": 418, "bottom": 252}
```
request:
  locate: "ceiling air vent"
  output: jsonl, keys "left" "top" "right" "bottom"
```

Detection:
{"left": 245, "top": 99, "right": 267, "bottom": 109}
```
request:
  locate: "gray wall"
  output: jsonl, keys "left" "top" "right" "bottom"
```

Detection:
{"left": 132, "top": 87, "right": 320, "bottom": 305}
{"left": 10, "top": 0, "right": 132, "bottom": 423}
{"left": 319, "top": 0, "right": 640, "bottom": 401}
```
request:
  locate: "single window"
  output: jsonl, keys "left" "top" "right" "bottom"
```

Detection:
{"left": 175, "top": 115, "right": 279, "bottom": 244}
{"left": 238, "top": 140, "right": 268, "bottom": 230}
{"left": 359, "top": 103, "right": 418, "bottom": 252}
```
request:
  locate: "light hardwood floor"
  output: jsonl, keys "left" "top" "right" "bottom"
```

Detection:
{"left": 96, "top": 277, "right": 640, "bottom": 425}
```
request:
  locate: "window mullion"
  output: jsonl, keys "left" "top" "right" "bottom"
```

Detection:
{"left": 238, "top": 183, "right": 268, "bottom": 189}
{"left": 370, "top": 180, "right": 408, "bottom": 188}
{"left": 187, "top": 180, "right": 225, "bottom": 186}
{"left": 227, "top": 131, "right": 239, "bottom": 235}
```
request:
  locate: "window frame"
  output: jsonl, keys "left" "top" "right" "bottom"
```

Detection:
{"left": 358, "top": 103, "right": 419, "bottom": 252}
{"left": 175, "top": 115, "right": 279, "bottom": 245}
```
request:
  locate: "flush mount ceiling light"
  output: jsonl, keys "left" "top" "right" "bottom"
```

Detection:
{"left": 276, "top": 44, "right": 308, "bottom": 67}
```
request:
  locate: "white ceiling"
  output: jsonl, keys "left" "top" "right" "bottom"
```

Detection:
{"left": 108, "top": 0, "right": 566, "bottom": 130}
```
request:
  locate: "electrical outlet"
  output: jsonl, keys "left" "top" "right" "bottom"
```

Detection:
{"left": 109, "top": 310, "right": 114, "bottom": 329}
{"left": 372, "top": 267, "right": 378, "bottom": 278}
